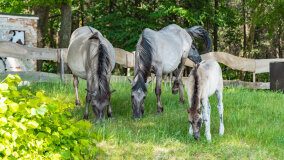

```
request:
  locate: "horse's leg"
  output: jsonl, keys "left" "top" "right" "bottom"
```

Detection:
{"left": 107, "top": 104, "right": 114, "bottom": 119}
{"left": 178, "top": 79, "right": 185, "bottom": 104}
{"left": 189, "top": 124, "right": 193, "bottom": 136}
{"left": 216, "top": 89, "right": 224, "bottom": 136}
{"left": 73, "top": 75, "right": 81, "bottom": 107}
{"left": 202, "top": 98, "right": 211, "bottom": 141}
{"left": 155, "top": 69, "right": 163, "bottom": 114}
{"left": 173, "top": 59, "right": 186, "bottom": 104}
{"left": 84, "top": 93, "right": 91, "bottom": 120}
{"left": 84, "top": 79, "right": 92, "bottom": 120}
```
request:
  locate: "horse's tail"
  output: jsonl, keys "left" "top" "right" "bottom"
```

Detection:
{"left": 186, "top": 26, "right": 212, "bottom": 54}
{"left": 89, "top": 32, "right": 111, "bottom": 97}
{"left": 135, "top": 30, "right": 153, "bottom": 82}
{"left": 191, "top": 63, "right": 201, "bottom": 109}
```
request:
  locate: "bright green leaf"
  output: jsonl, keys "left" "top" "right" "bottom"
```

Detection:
{"left": 0, "top": 117, "right": 7, "bottom": 126}
{"left": 27, "top": 121, "right": 39, "bottom": 128}
{"left": 0, "top": 83, "right": 8, "bottom": 91}
{"left": 0, "top": 103, "right": 7, "bottom": 114}
{"left": 37, "top": 105, "right": 48, "bottom": 116}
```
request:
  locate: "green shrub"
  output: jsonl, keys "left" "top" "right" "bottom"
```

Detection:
{"left": 0, "top": 75, "right": 101, "bottom": 159}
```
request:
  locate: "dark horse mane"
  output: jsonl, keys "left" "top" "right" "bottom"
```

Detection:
{"left": 132, "top": 32, "right": 153, "bottom": 92}
{"left": 89, "top": 33, "right": 111, "bottom": 100}
{"left": 190, "top": 63, "right": 201, "bottom": 110}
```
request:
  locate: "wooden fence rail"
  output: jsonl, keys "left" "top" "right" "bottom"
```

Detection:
{"left": 1, "top": 41, "right": 284, "bottom": 89}
{"left": 1, "top": 41, "right": 283, "bottom": 73}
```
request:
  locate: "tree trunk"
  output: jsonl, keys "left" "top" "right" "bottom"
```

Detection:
{"left": 59, "top": 3, "right": 72, "bottom": 48}
{"left": 246, "top": 4, "right": 260, "bottom": 57}
{"left": 213, "top": 0, "right": 218, "bottom": 52}
{"left": 34, "top": 5, "right": 50, "bottom": 71}
{"left": 59, "top": 3, "right": 72, "bottom": 74}
{"left": 242, "top": 0, "right": 246, "bottom": 57}
{"left": 72, "top": 10, "right": 80, "bottom": 33}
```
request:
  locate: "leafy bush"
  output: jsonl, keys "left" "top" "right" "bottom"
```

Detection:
{"left": 42, "top": 61, "right": 57, "bottom": 73}
{"left": 0, "top": 75, "right": 101, "bottom": 159}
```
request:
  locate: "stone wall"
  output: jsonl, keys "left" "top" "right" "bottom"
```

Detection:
{"left": 0, "top": 13, "right": 39, "bottom": 72}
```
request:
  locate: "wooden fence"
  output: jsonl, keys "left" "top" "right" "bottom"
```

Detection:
{"left": 1, "top": 41, "right": 284, "bottom": 89}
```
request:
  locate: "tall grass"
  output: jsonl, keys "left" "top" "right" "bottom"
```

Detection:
{"left": 28, "top": 79, "right": 284, "bottom": 159}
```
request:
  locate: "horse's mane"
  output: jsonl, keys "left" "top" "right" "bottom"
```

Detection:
{"left": 89, "top": 33, "right": 111, "bottom": 99}
{"left": 191, "top": 64, "right": 200, "bottom": 110}
{"left": 132, "top": 32, "right": 153, "bottom": 92}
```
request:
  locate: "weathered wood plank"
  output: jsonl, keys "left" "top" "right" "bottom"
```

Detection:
{"left": 114, "top": 48, "right": 134, "bottom": 68}
{"left": 223, "top": 80, "right": 269, "bottom": 89}
{"left": 0, "top": 71, "right": 73, "bottom": 82}
{"left": 1, "top": 41, "right": 284, "bottom": 74}
{"left": 0, "top": 72, "right": 270, "bottom": 90}
{"left": 185, "top": 52, "right": 256, "bottom": 72}
{"left": 0, "top": 41, "right": 59, "bottom": 61}
{"left": 255, "top": 59, "right": 284, "bottom": 73}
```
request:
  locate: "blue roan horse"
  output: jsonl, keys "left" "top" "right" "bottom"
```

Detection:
{"left": 67, "top": 26, "right": 116, "bottom": 123}
{"left": 128, "top": 24, "right": 212, "bottom": 119}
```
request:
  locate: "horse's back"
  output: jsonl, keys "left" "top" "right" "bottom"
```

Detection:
{"left": 198, "top": 60, "right": 223, "bottom": 98}
{"left": 67, "top": 26, "right": 115, "bottom": 79}
{"left": 141, "top": 24, "right": 192, "bottom": 73}
{"left": 68, "top": 27, "right": 97, "bottom": 79}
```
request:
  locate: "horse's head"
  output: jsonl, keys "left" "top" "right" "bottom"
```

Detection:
{"left": 187, "top": 107, "right": 203, "bottom": 139}
{"left": 128, "top": 78, "right": 150, "bottom": 119}
{"left": 188, "top": 42, "right": 202, "bottom": 64}
{"left": 88, "top": 89, "right": 115, "bottom": 123}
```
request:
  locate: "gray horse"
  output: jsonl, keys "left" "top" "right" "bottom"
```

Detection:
{"left": 67, "top": 26, "right": 116, "bottom": 122}
{"left": 128, "top": 24, "right": 212, "bottom": 119}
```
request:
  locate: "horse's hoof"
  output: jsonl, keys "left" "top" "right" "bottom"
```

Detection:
{"left": 172, "top": 89, "right": 178, "bottom": 95}
{"left": 109, "top": 117, "right": 115, "bottom": 121}
{"left": 180, "top": 100, "right": 185, "bottom": 105}
{"left": 75, "top": 101, "right": 82, "bottom": 108}
{"left": 156, "top": 110, "right": 163, "bottom": 115}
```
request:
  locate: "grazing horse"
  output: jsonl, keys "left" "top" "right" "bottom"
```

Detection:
{"left": 67, "top": 26, "right": 116, "bottom": 123}
{"left": 128, "top": 24, "right": 212, "bottom": 119}
{"left": 184, "top": 60, "right": 224, "bottom": 141}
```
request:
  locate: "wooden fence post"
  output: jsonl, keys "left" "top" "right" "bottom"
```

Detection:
{"left": 252, "top": 72, "right": 256, "bottom": 83}
{"left": 57, "top": 49, "right": 64, "bottom": 83}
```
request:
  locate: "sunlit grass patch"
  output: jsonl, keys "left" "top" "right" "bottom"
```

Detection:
{"left": 28, "top": 80, "right": 284, "bottom": 159}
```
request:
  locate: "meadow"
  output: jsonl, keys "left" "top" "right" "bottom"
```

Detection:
{"left": 29, "top": 80, "right": 284, "bottom": 159}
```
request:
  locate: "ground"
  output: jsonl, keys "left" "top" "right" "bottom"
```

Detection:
{"left": 28, "top": 80, "right": 284, "bottom": 159}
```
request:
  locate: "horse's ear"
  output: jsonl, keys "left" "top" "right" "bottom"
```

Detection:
{"left": 110, "top": 90, "right": 116, "bottom": 94}
{"left": 145, "top": 80, "right": 152, "bottom": 87}
{"left": 89, "top": 32, "right": 99, "bottom": 40}
{"left": 128, "top": 78, "right": 134, "bottom": 86}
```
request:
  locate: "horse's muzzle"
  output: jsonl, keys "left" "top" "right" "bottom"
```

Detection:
{"left": 133, "top": 114, "right": 142, "bottom": 120}
{"left": 193, "top": 132, "right": 200, "bottom": 140}
{"left": 172, "top": 88, "right": 178, "bottom": 94}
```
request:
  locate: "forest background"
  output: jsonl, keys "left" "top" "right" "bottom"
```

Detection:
{"left": 0, "top": 0, "right": 283, "bottom": 81}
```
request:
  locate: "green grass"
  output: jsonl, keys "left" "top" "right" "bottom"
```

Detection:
{"left": 26, "top": 80, "right": 284, "bottom": 159}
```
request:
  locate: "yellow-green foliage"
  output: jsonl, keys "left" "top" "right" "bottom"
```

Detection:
{"left": 0, "top": 75, "right": 100, "bottom": 159}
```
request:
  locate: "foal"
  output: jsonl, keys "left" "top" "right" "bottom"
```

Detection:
{"left": 184, "top": 60, "right": 224, "bottom": 141}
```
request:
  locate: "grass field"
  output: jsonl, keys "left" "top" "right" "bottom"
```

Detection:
{"left": 27, "top": 80, "right": 284, "bottom": 159}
